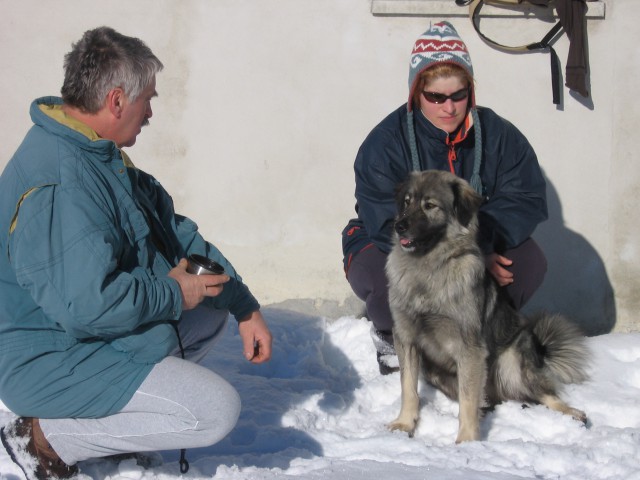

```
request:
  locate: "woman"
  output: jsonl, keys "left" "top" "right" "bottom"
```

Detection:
{"left": 342, "top": 21, "right": 548, "bottom": 374}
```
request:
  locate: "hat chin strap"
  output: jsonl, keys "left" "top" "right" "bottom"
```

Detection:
{"left": 469, "top": 108, "right": 483, "bottom": 195}
{"left": 407, "top": 109, "right": 420, "bottom": 172}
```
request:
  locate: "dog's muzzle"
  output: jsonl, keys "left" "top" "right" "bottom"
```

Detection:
{"left": 394, "top": 218, "right": 416, "bottom": 251}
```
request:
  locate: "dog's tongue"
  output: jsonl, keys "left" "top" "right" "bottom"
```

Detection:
{"left": 400, "top": 237, "right": 412, "bottom": 247}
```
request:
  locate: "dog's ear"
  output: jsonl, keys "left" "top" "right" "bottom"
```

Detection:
{"left": 394, "top": 178, "right": 411, "bottom": 213}
{"left": 452, "top": 179, "right": 483, "bottom": 227}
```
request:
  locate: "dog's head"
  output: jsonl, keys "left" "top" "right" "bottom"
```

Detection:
{"left": 393, "top": 170, "right": 483, "bottom": 255}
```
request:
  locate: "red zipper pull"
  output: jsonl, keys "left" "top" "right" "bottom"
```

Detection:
{"left": 448, "top": 143, "right": 456, "bottom": 173}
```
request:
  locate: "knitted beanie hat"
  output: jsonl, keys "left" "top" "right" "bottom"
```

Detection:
{"left": 407, "top": 21, "right": 474, "bottom": 112}
{"left": 405, "top": 22, "right": 483, "bottom": 195}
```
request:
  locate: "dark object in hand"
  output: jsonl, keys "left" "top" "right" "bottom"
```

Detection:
{"left": 186, "top": 254, "right": 225, "bottom": 275}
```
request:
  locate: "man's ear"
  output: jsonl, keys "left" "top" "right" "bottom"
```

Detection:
{"left": 105, "top": 88, "right": 125, "bottom": 118}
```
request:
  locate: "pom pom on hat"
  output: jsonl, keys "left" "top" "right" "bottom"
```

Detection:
{"left": 407, "top": 21, "right": 474, "bottom": 111}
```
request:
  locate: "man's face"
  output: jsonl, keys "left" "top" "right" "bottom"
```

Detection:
{"left": 115, "top": 76, "right": 157, "bottom": 148}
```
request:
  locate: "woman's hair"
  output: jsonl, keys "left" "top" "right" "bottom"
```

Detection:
{"left": 411, "top": 62, "right": 474, "bottom": 106}
{"left": 61, "top": 26, "right": 164, "bottom": 113}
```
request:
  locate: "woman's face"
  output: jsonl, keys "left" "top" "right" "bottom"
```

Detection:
{"left": 418, "top": 75, "right": 469, "bottom": 134}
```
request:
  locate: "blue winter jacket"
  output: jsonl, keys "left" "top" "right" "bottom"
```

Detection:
{"left": 0, "top": 97, "right": 260, "bottom": 418}
{"left": 342, "top": 104, "right": 547, "bottom": 271}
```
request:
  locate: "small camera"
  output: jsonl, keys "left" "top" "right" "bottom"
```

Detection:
{"left": 186, "top": 254, "right": 225, "bottom": 275}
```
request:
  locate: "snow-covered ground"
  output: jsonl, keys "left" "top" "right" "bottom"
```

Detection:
{"left": 2, "top": 308, "right": 639, "bottom": 479}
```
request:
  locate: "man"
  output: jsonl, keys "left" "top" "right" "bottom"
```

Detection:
{"left": 0, "top": 26, "right": 272, "bottom": 479}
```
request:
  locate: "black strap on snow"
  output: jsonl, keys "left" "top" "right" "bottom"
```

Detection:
{"left": 139, "top": 191, "right": 191, "bottom": 475}
{"left": 171, "top": 322, "right": 191, "bottom": 474}
{"left": 464, "top": 0, "right": 564, "bottom": 104}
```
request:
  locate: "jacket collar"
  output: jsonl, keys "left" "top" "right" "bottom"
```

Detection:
{"left": 31, "top": 97, "right": 120, "bottom": 161}
{"left": 39, "top": 103, "right": 101, "bottom": 141}
{"left": 416, "top": 107, "right": 473, "bottom": 145}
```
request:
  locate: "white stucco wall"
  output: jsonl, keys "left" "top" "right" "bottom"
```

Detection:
{"left": 1, "top": 0, "right": 637, "bottom": 333}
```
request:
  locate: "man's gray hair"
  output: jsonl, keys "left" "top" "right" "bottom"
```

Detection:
{"left": 61, "top": 26, "right": 164, "bottom": 113}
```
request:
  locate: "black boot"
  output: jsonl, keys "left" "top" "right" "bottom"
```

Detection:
{"left": 370, "top": 326, "right": 400, "bottom": 375}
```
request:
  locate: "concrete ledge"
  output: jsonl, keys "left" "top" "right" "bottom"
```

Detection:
{"left": 371, "top": 0, "right": 606, "bottom": 19}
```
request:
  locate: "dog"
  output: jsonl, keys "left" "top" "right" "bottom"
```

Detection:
{"left": 385, "top": 170, "right": 589, "bottom": 443}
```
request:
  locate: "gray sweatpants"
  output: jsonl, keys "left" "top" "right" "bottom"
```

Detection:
{"left": 40, "top": 307, "right": 240, "bottom": 465}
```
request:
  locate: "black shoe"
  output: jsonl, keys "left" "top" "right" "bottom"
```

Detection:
{"left": 102, "top": 451, "right": 163, "bottom": 469}
{"left": 1, "top": 417, "right": 79, "bottom": 480}
{"left": 370, "top": 327, "right": 400, "bottom": 375}
{"left": 377, "top": 351, "right": 400, "bottom": 375}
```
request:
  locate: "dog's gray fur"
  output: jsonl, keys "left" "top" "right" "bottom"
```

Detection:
{"left": 386, "top": 170, "right": 589, "bottom": 443}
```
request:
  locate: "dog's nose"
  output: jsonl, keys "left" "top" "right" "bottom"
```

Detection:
{"left": 395, "top": 218, "right": 408, "bottom": 234}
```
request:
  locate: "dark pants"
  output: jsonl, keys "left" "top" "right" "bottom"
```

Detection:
{"left": 346, "top": 239, "right": 547, "bottom": 332}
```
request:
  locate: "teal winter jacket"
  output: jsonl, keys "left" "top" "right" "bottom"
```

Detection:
{"left": 0, "top": 97, "right": 260, "bottom": 418}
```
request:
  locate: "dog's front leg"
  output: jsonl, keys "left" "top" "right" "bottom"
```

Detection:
{"left": 455, "top": 346, "right": 487, "bottom": 443}
{"left": 388, "top": 337, "right": 420, "bottom": 437}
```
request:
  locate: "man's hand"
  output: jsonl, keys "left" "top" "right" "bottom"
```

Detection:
{"left": 485, "top": 253, "right": 514, "bottom": 287}
{"left": 168, "top": 258, "right": 229, "bottom": 310}
{"left": 238, "top": 310, "right": 273, "bottom": 364}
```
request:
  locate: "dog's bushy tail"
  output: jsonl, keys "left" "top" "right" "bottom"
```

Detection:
{"left": 531, "top": 313, "right": 590, "bottom": 384}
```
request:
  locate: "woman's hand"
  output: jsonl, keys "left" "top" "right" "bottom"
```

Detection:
{"left": 485, "top": 253, "right": 514, "bottom": 287}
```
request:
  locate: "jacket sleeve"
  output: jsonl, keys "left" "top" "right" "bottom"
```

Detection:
{"left": 354, "top": 124, "right": 409, "bottom": 254}
{"left": 477, "top": 113, "right": 548, "bottom": 253}
{"left": 8, "top": 185, "right": 182, "bottom": 340}
{"left": 139, "top": 171, "right": 261, "bottom": 321}
{"left": 173, "top": 214, "right": 261, "bottom": 321}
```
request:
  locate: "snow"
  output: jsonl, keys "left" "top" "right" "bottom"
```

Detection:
{"left": 2, "top": 308, "right": 640, "bottom": 480}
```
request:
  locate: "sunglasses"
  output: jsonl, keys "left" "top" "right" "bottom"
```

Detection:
{"left": 421, "top": 88, "right": 470, "bottom": 104}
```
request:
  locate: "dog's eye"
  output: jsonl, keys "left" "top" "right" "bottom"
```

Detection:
{"left": 423, "top": 200, "right": 437, "bottom": 210}
{"left": 403, "top": 195, "right": 411, "bottom": 207}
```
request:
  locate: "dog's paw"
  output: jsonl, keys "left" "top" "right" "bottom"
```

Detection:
{"left": 455, "top": 431, "right": 480, "bottom": 444}
{"left": 388, "top": 418, "right": 417, "bottom": 438}
{"left": 455, "top": 424, "right": 480, "bottom": 444}
{"left": 570, "top": 408, "right": 588, "bottom": 425}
